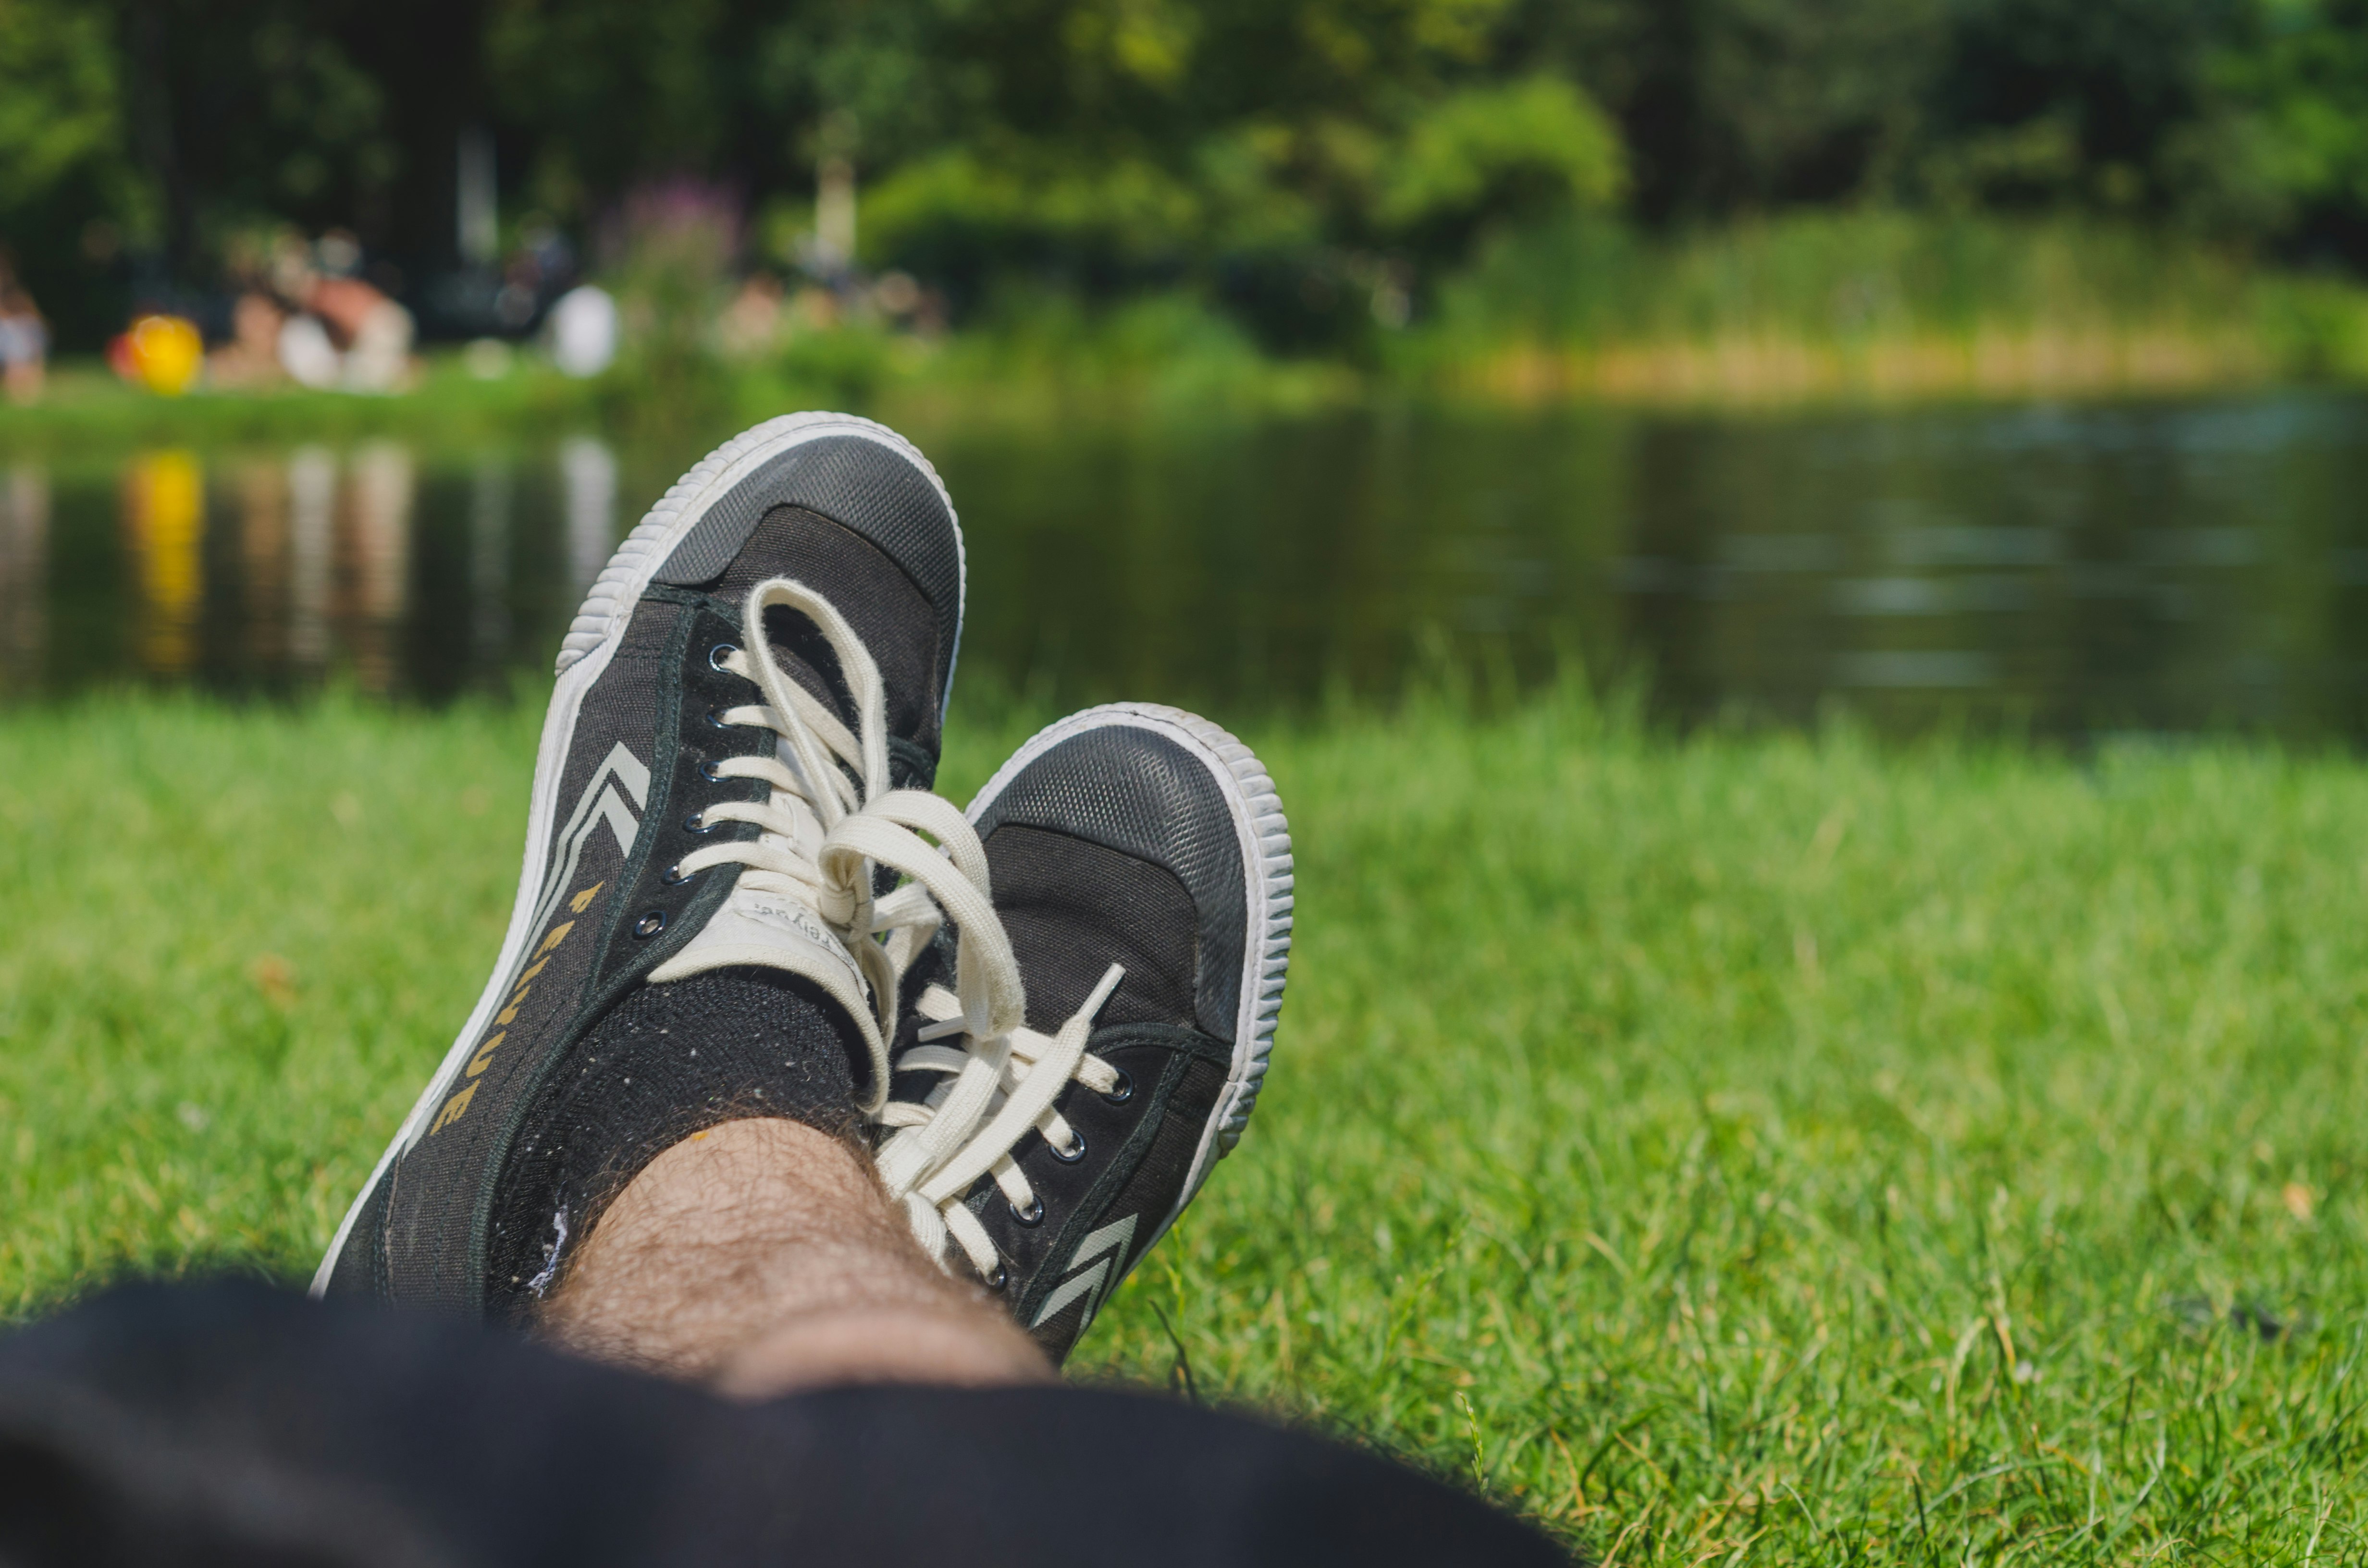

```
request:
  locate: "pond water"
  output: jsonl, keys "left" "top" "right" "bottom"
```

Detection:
{"left": 5, "top": 392, "right": 2367, "bottom": 739}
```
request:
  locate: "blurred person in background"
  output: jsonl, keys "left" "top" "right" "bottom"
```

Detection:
{"left": 546, "top": 281, "right": 618, "bottom": 376}
{"left": 271, "top": 230, "right": 418, "bottom": 393}
{"left": 0, "top": 252, "right": 47, "bottom": 406}
{"left": 715, "top": 271, "right": 786, "bottom": 357}
{"left": 208, "top": 290, "right": 291, "bottom": 388}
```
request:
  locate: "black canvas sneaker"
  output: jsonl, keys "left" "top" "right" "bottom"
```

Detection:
{"left": 314, "top": 413, "right": 966, "bottom": 1322}
{"left": 874, "top": 705, "right": 1294, "bottom": 1363}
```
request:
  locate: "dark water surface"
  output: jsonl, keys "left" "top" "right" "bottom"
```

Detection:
{"left": 5, "top": 393, "right": 2366, "bottom": 738}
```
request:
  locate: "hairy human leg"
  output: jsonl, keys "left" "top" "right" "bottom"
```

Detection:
{"left": 540, "top": 1116, "right": 1053, "bottom": 1398}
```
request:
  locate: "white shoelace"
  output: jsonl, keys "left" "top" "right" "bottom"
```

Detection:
{"left": 881, "top": 952, "right": 1136, "bottom": 1288}
{"left": 677, "top": 578, "right": 1022, "bottom": 1106}
{"left": 874, "top": 965, "right": 1129, "bottom": 1280}
{"left": 696, "top": 577, "right": 1126, "bottom": 1275}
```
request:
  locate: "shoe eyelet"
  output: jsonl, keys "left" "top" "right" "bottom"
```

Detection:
{"left": 703, "top": 706, "right": 733, "bottom": 731}
{"left": 1100, "top": 1069, "right": 1134, "bottom": 1106}
{"left": 984, "top": 1263, "right": 1007, "bottom": 1292}
{"left": 685, "top": 810, "right": 717, "bottom": 834}
{"left": 1049, "top": 1131, "right": 1087, "bottom": 1164}
{"left": 1010, "top": 1197, "right": 1044, "bottom": 1226}
{"left": 698, "top": 759, "right": 725, "bottom": 783}
{"left": 634, "top": 911, "right": 666, "bottom": 938}
{"left": 708, "top": 641, "right": 739, "bottom": 672}
{"left": 660, "top": 863, "right": 694, "bottom": 887}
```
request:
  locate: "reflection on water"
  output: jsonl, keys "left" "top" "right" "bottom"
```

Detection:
{"left": 1605, "top": 398, "right": 2368, "bottom": 736}
{"left": 125, "top": 452, "right": 203, "bottom": 674}
{"left": 288, "top": 447, "right": 333, "bottom": 667}
{"left": 0, "top": 467, "right": 45, "bottom": 688}
{"left": 110, "top": 446, "right": 419, "bottom": 686}
{"left": 8, "top": 393, "right": 2368, "bottom": 740}
{"left": 233, "top": 454, "right": 285, "bottom": 670}
{"left": 345, "top": 443, "right": 415, "bottom": 689}
{"left": 560, "top": 436, "right": 618, "bottom": 597}
{"left": 6, "top": 439, "right": 623, "bottom": 698}
{"left": 470, "top": 457, "right": 511, "bottom": 670}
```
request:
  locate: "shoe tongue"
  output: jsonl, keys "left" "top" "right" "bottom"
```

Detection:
{"left": 648, "top": 871, "right": 885, "bottom": 1097}
{"left": 762, "top": 606, "right": 862, "bottom": 735}
{"left": 654, "top": 882, "right": 863, "bottom": 993}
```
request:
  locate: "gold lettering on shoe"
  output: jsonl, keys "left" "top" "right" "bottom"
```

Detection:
{"left": 466, "top": 1032, "right": 506, "bottom": 1077}
{"left": 430, "top": 1082, "right": 477, "bottom": 1134}
{"left": 430, "top": 885, "right": 602, "bottom": 1135}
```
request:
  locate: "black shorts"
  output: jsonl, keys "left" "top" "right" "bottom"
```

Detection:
{"left": 0, "top": 1284, "right": 1563, "bottom": 1566}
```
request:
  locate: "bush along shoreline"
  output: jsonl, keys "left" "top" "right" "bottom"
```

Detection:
{"left": 6, "top": 215, "right": 2367, "bottom": 453}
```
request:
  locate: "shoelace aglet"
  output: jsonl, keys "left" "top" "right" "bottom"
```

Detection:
{"left": 1081, "top": 962, "right": 1125, "bottom": 1018}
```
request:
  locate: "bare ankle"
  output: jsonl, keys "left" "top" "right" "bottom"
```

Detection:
{"left": 715, "top": 1304, "right": 1053, "bottom": 1397}
{"left": 539, "top": 1116, "right": 1052, "bottom": 1394}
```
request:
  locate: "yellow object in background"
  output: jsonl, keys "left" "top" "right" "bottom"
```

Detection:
{"left": 120, "top": 315, "right": 205, "bottom": 396}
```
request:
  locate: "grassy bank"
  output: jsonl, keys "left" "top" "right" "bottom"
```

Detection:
{"left": 7, "top": 215, "right": 2368, "bottom": 455}
{"left": 0, "top": 357, "right": 610, "bottom": 452}
{"left": 1424, "top": 212, "right": 2368, "bottom": 405}
{"left": 3, "top": 690, "right": 2366, "bottom": 1560}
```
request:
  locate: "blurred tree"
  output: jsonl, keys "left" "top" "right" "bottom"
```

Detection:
{"left": 1377, "top": 75, "right": 1625, "bottom": 241}
{"left": 1923, "top": 0, "right": 2251, "bottom": 215}
{"left": 2212, "top": 0, "right": 2368, "bottom": 257}
{"left": 1505, "top": 0, "right": 1945, "bottom": 221}
{"left": 6, "top": 0, "right": 2368, "bottom": 350}
{"left": 109, "top": 0, "right": 407, "bottom": 272}
{"left": 485, "top": 0, "right": 741, "bottom": 202}
{"left": 0, "top": 0, "right": 139, "bottom": 340}
{"left": 0, "top": 0, "right": 125, "bottom": 216}
{"left": 841, "top": 0, "right": 1634, "bottom": 343}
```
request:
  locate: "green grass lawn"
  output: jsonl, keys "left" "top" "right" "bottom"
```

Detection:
{"left": 4, "top": 689, "right": 2366, "bottom": 1561}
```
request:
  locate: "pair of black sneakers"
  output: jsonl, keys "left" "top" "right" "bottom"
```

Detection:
{"left": 315, "top": 414, "right": 1293, "bottom": 1363}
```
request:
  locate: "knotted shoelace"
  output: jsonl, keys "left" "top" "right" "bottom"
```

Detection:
{"left": 674, "top": 577, "right": 1022, "bottom": 1110}
{"left": 689, "top": 577, "right": 1127, "bottom": 1274}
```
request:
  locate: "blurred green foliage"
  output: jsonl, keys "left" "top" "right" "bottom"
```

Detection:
{"left": 1443, "top": 209, "right": 2287, "bottom": 343}
{"left": 0, "top": 1, "right": 122, "bottom": 211}
{"left": 2, "top": 0, "right": 2366, "bottom": 355}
